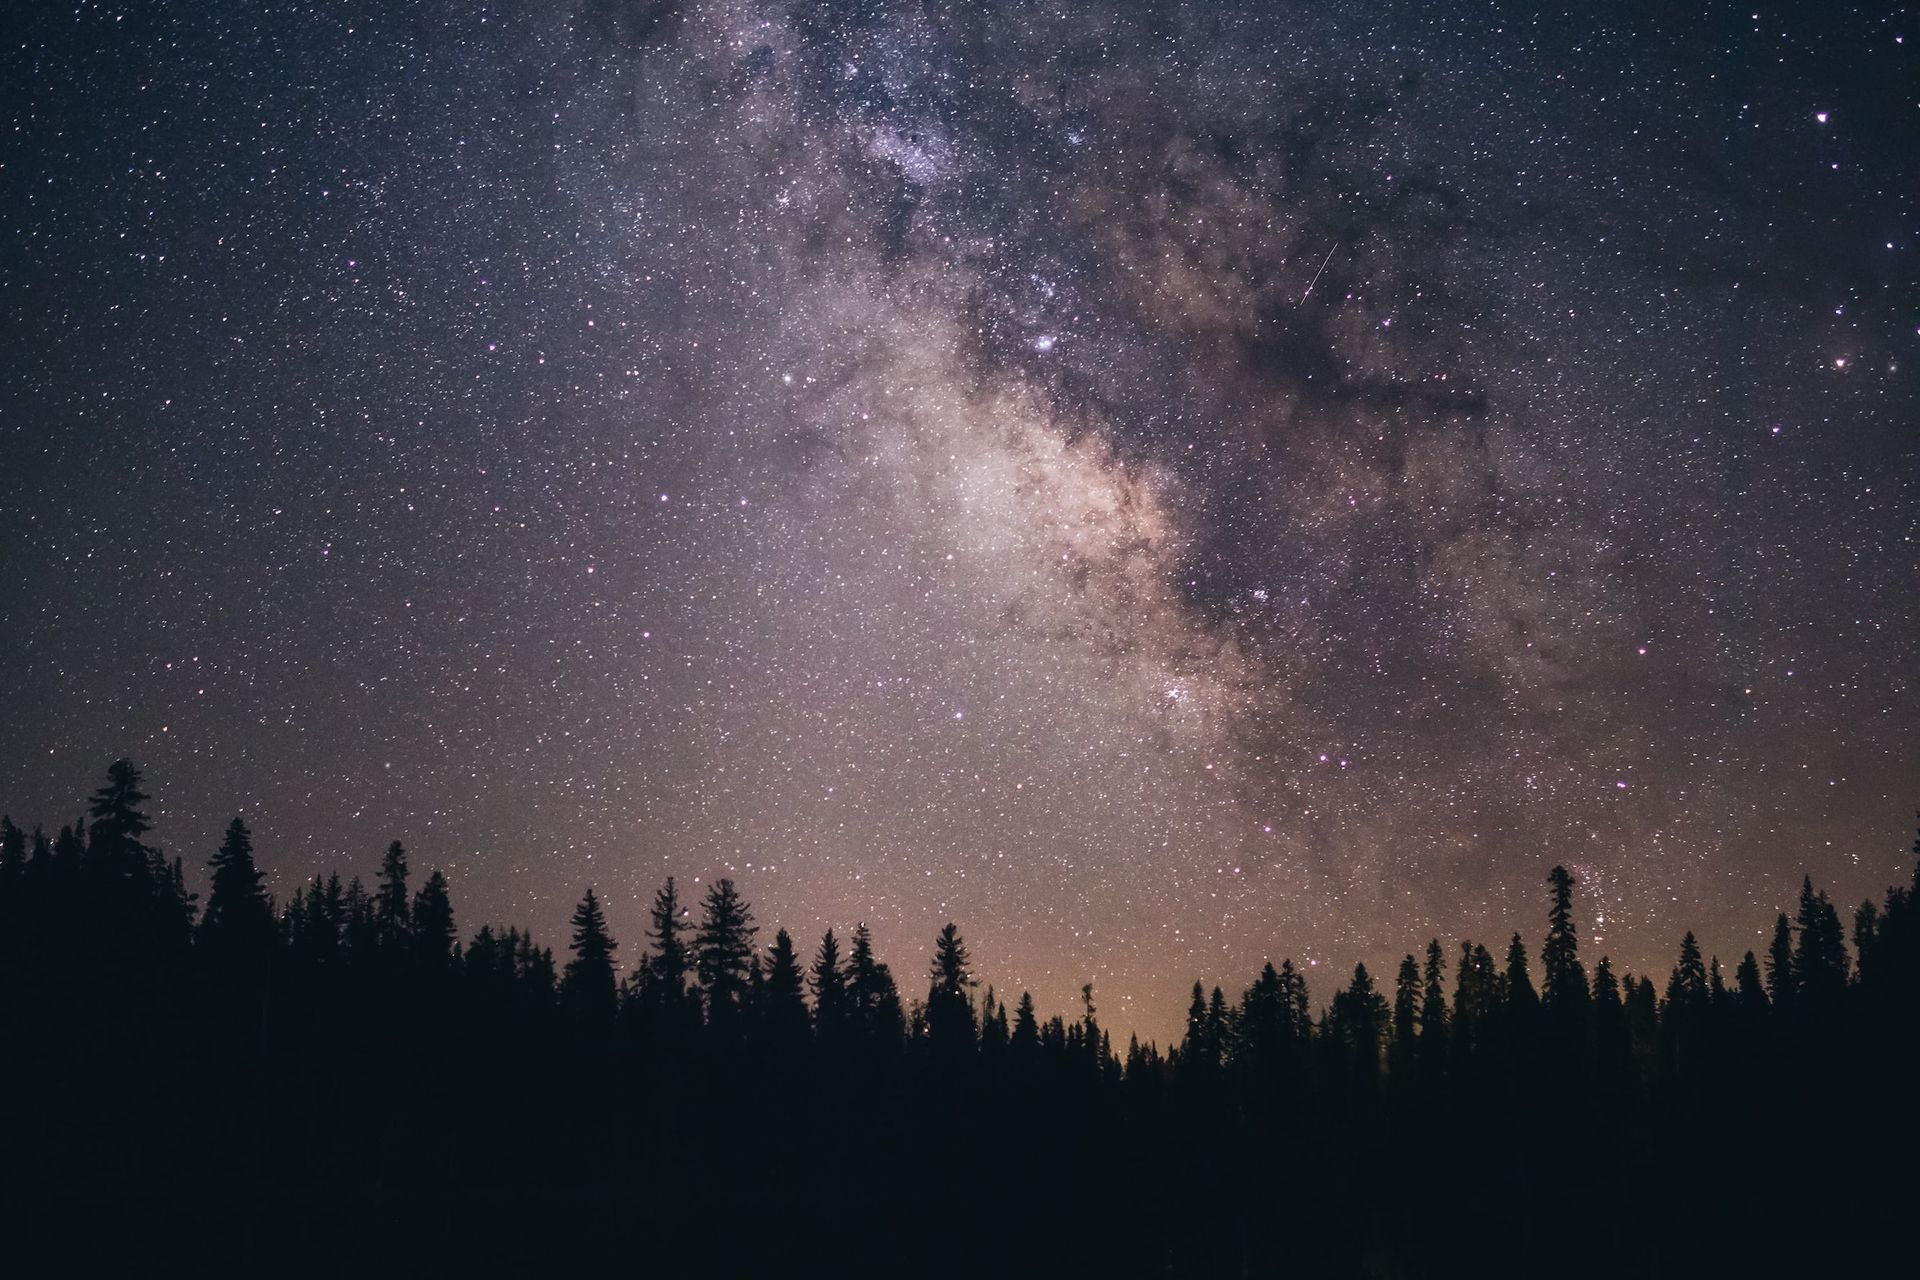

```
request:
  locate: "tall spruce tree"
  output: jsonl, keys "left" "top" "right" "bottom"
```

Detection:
{"left": 761, "top": 928, "right": 810, "bottom": 1048}
{"left": 695, "top": 879, "right": 757, "bottom": 1026}
{"left": 199, "top": 816, "right": 273, "bottom": 958}
{"left": 1418, "top": 940, "right": 1449, "bottom": 1072}
{"left": 1765, "top": 912, "right": 1796, "bottom": 1007}
{"left": 375, "top": 841, "right": 411, "bottom": 947}
{"left": 847, "top": 923, "right": 904, "bottom": 1048}
{"left": 342, "top": 876, "right": 376, "bottom": 955}
{"left": 1853, "top": 900, "right": 1880, "bottom": 982}
{"left": 1010, "top": 990, "right": 1040, "bottom": 1055}
{"left": 925, "top": 922, "right": 977, "bottom": 1056}
{"left": 1542, "top": 865, "right": 1589, "bottom": 1012}
{"left": 1734, "top": 950, "right": 1768, "bottom": 1010}
{"left": 1504, "top": 933, "right": 1540, "bottom": 1019}
{"left": 1665, "top": 931, "right": 1709, "bottom": 1013}
{"left": 981, "top": 986, "right": 1010, "bottom": 1058}
{"left": 561, "top": 887, "right": 618, "bottom": 1020}
{"left": 1391, "top": 954, "right": 1420, "bottom": 1075}
{"left": 1330, "top": 963, "right": 1388, "bottom": 1083}
{"left": 810, "top": 928, "right": 850, "bottom": 1040}
{"left": 1793, "top": 877, "right": 1850, "bottom": 1005}
{"left": 411, "top": 869, "right": 456, "bottom": 966}
{"left": 642, "top": 877, "right": 693, "bottom": 1022}
{"left": 86, "top": 757, "right": 153, "bottom": 875}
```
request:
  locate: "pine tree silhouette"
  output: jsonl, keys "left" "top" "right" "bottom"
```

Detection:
{"left": 1503, "top": 933, "right": 1539, "bottom": 1016}
{"left": 1794, "top": 877, "right": 1850, "bottom": 1006}
{"left": 1329, "top": 963, "right": 1388, "bottom": 1085}
{"left": 1542, "top": 865, "right": 1589, "bottom": 1013}
{"left": 561, "top": 887, "right": 617, "bottom": 1020}
{"left": 925, "top": 922, "right": 977, "bottom": 1057}
{"left": 1853, "top": 900, "right": 1880, "bottom": 982}
{"left": 640, "top": 877, "right": 694, "bottom": 1029}
{"left": 343, "top": 876, "right": 376, "bottom": 955}
{"left": 847, "top": 923, "right": 904, "bottom": 1049}
{"left": 761, "top": 927, "right": 810, "bottom": 1049}
{"left": 1664, "top": 931, "right": 1709, "bottom": 1012}
{"left": 810, "top": 928, "right": 849, "bottom": 1042}
{"left": 1011, "top": 990, "right": 1040, "bottom": 1055}
{"left": 695, "top": 879, "right": 756, "bottom": 1028}
{"left": 199, "top": 816, "right": 274, "bottom": 959}
{"left": 980, "top": 985, "right": 1010, "bottom": 1058}
{"left": 1765, "top": 912, "right": 1796, "bottom": 1007}
{"left": 1591, "top": 955, "right": 1630, "bottom": 1077}
{"left": 1734, "top": 951, "right": 1768, "bottom": 1010}
{"left": 1390, "top": 954, "right": 1420, "bottom": 1076}
{"left": 411, "top": 869, "right": 456, "bottom": 966}
{"left": 86, "top": 758, "right": 153, "bottom": 875}
{"left": 1418, "top": 940, "right": 1448, "bottom": 1075}
{"left": 375, "top": 841, "right": 411, "bottom": 949}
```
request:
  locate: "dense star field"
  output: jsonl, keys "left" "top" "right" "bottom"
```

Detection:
{"left": 2, "top": 1, "right": 1914, "bottom": 1042}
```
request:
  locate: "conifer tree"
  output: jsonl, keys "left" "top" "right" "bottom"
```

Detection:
{"left": 1665, "top": 931, "right": 1709, "bottom": 1012}
{"left": 1279, "top": 958, "right": 1311, "bottom": 1041}
{"left": 1542, "top": 865, "right": 1589, "bottom": 1012}
{"left": 86, "top": 758, "right": 153, "bottom": 874}
{"left": 1391, "top": 954, "right": 1420, "bottom": 1074}
{"left": 1329, "top": 963, "right": 1388, "bottom": 1082}
{"left": 1589, "top": 955, "right": 1631, "bottom": 1083}
{"left": 810, "top": 927, "right": 849, "bottom": 1040}
{"left": 1205, "top": 986, "right": 1231, "bottom": 1066}
{"left": 518, "top": 931, "right": 558, "bottom": 1005}
{"left": 155, "top": 854, "right": 197, "bottom": 944}
{"left": 1765, "top": 912, "right": 1796, "bottom": 1007}
{"left": 300, "top": 872, "right": 345, "bottom": 962}
{"left": 561, "top": 886, "right": 618, "bottom": 1020}
{"left": 1011, "top": 990, "right": 1040, "bottom": 1055}
{"left": 1079, "top": 982, "right": 1102, "bottom": 1073}
{"left": 1452, "top": 940, "right": 1498, "bottom": 1059}
{"left": 199, "top": 816, "right": 273, "bottom": 958}
{"left": 925, "top": 922, "right": 977, "bottom": 1056}
{"left": 761, "top": 927, "right": 810, "bottom": 1048}
{"left": 411, "top": 869, "right": 456, "bottom": 965}
{"left": 1853, "top": 900, "right": 1879, "bottom": 982}
{"left": 981, "top": 985, "right": 1010, "bottom": 1057}
{"left": 375, "top": 841, "right": 410, "bottom": 947}
{"left": 464, "top": 925, "right": 507, "bottom": 989}
{"left": 343, "top": 876, "right": 376, "bottom": 955}
{"left": 1418, "top": 940, "right": 1448, "bottom": 1071}
{"left": 847, "top": 923, "right": 904, "bottom": 1048}
{"left": 1591, "top": 956, "right": 1623, "bottom": 1023}
{"left": 1238, "top": 962, "right": 1289, "bottom": 1076}
{"left": 1503, "top": 933, "right": 1539, "bottom": 1016}
{"left": 1793, "top": 877, "right": 1850, "bottom": 1005}
{"left": 641, "top": 877, "right": 693, "bottom": 1022}
{"left": 1734, "top": 951, "right": 1768, "bottom": 1010}
{"left": 694, "top": 878, "right": 756, "bottom": 1026}
{"left": 54, "top": 819, "right": 85, "bottom": 867}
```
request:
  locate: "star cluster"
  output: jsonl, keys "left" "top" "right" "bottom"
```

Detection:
{"left": 2, "top": 0, "right": 1914, "bottom": 1040}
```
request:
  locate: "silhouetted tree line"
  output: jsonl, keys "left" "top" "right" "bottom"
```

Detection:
{"left": 2, "top": 761, "right": 1917, "bottom": 1277}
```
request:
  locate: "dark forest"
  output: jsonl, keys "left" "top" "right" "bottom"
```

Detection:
{"left": 2, "top": 759, "right": 1915, "bottom": 1276}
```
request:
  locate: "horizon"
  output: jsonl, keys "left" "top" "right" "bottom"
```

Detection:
{"left": 5, "top": 755, "right": 1912, "bottom": 1046}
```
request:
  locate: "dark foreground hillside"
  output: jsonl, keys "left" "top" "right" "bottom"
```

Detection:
{"left": 3, "top": 761, "right": 1916, "bottom": 1277}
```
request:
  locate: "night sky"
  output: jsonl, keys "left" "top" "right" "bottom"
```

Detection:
{"left": 3, "top": 1, "right": 1915, "bottom": 1041}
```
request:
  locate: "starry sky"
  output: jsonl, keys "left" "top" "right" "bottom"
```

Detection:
{"left": 3, "top": 0, "right": 1915, "bottom": 1040}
